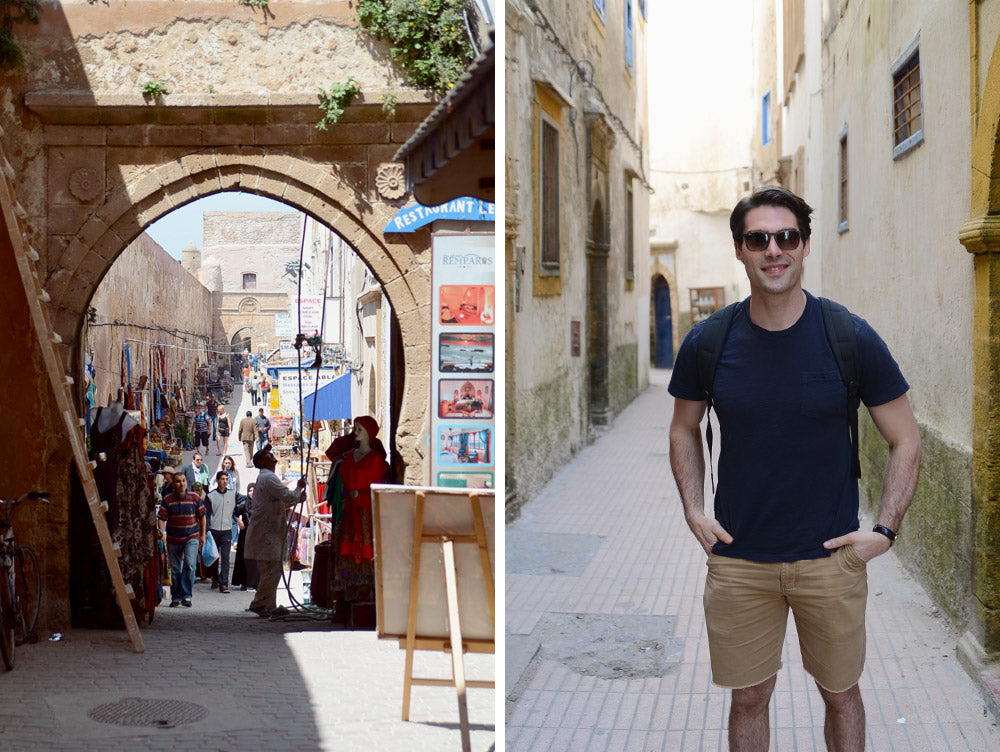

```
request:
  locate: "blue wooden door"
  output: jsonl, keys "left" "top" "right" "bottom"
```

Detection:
{"left": 654, "top": 278, "right": 673, "bottom": 368}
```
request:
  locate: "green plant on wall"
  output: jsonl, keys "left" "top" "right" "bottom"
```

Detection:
{"left": 316, "top": 77, "right": 362, "bottom": 130}
{"left": 0, "top": 0, "right": 41, "bottom": 71}
{"left": 356, "top": 0, "right": 473, "bottom": 95}
{"left": 380, "top": 91, "right": 398, "bottom": 118}
{"left": 141, "top": 81, "right": 170, "bottom": 101}
{"left": 238, "top": 0, "right": 270, "bottom": 7}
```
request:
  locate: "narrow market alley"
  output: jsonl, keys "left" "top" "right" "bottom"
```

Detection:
{"left": 0, "top": 383, "right": 494, "bottom": 752}
{"left": 506, "top": 370, "right": 1000, "bottom": 751}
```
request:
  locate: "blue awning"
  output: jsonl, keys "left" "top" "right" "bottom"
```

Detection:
{"left": 301, "top": 373, "right": 352, "bottom": 420}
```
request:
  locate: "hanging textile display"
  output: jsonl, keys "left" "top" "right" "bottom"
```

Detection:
{"left": 80, "top": 403, "right": 159, "bottom": 626}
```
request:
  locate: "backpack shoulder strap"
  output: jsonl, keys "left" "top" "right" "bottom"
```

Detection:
{"left": 694, "top": 301, "right": 740, "bottom": 493}
{"left": 819, "top": 297, "right": 862, "bottom": 478}
{"left": 695, "top": 301, "right": 740, "bottom": 405}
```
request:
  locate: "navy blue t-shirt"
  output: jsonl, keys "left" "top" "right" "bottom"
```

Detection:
{"left": 668, "top": 293, "right": 909, "bottom": 562}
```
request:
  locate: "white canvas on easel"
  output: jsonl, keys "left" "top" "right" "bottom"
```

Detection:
{"left": 372, "top": 484, "right": 495, "bottom": 751}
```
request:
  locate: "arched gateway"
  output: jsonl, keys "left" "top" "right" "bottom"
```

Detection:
{"left": 0, "top": 2, "right": 448, "bottom": 631}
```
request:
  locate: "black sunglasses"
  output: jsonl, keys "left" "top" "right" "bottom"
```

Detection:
{"left": 741, "top": 228, "right": 802, "bottom": 252}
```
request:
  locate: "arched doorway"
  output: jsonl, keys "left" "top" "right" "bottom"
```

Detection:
{"left": 651, "top": 274, "right": 673, "bottom": 368}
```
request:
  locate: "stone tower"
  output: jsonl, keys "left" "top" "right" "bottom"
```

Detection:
{"left": 181, "top": 243, "right": 201, "bottom": 277}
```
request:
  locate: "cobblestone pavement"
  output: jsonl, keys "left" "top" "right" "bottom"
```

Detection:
{"left": 506, "top": 370, "right": 1000, "bottom": 751}
{"left": 0, "top": 383, "right": 494, "bottom": 751}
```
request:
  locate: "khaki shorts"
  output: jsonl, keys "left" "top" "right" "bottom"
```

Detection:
{"left": 703, "top": 546, "right": 868, "bottom": 692}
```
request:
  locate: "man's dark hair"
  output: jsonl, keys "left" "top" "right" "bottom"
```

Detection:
{"left": 216, "top": 471, "right": 227, "bottom": 481}
{"left": 246, "top": 411, "right": 252, "bottom": 417}
{"left": 730, "top": 186, "right": 814, "bottom": 242}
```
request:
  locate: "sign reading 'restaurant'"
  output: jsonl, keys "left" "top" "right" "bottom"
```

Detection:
{"left": 384, "top": 198, "right": 495, "bottom": 233}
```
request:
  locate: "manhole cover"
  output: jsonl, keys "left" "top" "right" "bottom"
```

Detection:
{"left": 87, "top": 698, "right": 209, "bottom": 729}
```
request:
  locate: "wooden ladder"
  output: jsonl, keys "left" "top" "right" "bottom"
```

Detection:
{"left": 0, "top": 143, "right": 144, "bottom": 653}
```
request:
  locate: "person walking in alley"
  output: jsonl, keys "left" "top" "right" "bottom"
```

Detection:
{"left": 668, "top": 186, "right": 922, "bottom": 752}
{"left": 249, "top": 371, "right": 261, "bottom": 406}
{"left": 216, "top": 404, "right": 232, "bottom": 456}
{"left": 245, "top": 446, "right": 305, "bottom": 617}
{"left": 239, "top": 410, "right": 257, "bottom": 468}
{"left": 157, "top": 473, "right": 207, "bottom": 608}
{"left": 179, "top": 453, "right": 210, "bottom": 498}
{"left": 205, "top": 470, "right": 248, "bottom": 594}
{"left": 255, "top": 407, "right": 271, "bottom": 453}
{"left": 192, "top": 404, "right": 211, "bottom": 454}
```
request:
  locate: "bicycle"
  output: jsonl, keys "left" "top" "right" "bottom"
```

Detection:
{"left": 0, "top": 491, "right": 47, "bottom": 670}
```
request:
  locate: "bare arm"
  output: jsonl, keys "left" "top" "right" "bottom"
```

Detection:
{"left": 669, "top": 397, "right": 733, "bottom": 554}
{"left": 824, "top": 394, "right": 922, "bottom": 560}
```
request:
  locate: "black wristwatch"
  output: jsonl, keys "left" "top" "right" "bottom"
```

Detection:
{"left": 872, "top": 524, "right": 898, "bottom": 546}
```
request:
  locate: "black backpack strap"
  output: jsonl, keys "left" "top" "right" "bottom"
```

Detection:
{"left": 695, "top": 302, "right": 740, "bottom": 492}
{"left": 820, "top": 297, "right": 862, "bottom": 479}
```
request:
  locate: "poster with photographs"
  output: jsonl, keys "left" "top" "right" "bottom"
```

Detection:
{"left": 439, "top": 333, "right": 494, "bottom": 373}
{"left": 431, "top": 230, "right": 495, "bottom": 487}
{"left": 437, "top": 426, "right": 492, "bottom": 465}
{"left": 438, "top": 379, "right": 494, "bottom": 419}
{"left": 438, "top": 285, "right": 495, "bottom": 327}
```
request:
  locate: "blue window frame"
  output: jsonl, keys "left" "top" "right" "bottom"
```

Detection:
{"left": 593, "top": 0, "right": 605, "bottom": 22}
{"left": 762, "top": 91, "right": 771, "bottom": 146}
{"left": 638, "top": 0, "right": 646, "bottom": 20}
{"left": 625, "top": 0, "right": 634, "bottom": 72}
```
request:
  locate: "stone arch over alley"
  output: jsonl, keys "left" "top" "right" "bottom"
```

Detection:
{"left": 46, "top": 146, "right": 432, "bottom": 481}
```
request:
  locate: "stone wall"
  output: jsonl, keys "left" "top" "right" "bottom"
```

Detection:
{"left": 87, "top": 233, "right": 215, "bottom": 408}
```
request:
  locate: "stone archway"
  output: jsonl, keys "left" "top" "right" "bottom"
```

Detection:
{"left": 958, "top": 34, "right": 1000, "bottom": 664}
{"left": 46, "top": 148, "right": 432, "bottom": 482}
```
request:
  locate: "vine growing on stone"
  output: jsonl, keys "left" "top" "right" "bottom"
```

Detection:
{"left": 0, "top": 0, "right": 40, "bottom": 71}
{"left": 356, "top": 0, "right": 473, "bottom": 95}
{"left": 316, "top": 77, "right": 362, "bottom": 130}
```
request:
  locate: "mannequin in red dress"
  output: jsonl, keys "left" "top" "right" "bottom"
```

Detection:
{"left": 328, "top": 416, "right": 388, "bottom": 601}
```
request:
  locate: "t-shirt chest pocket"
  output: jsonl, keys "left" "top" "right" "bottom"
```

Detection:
{"left": 801, "top": 371, "right": 847, "bottom": 419}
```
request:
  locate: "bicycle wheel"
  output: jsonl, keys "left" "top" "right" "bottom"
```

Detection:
{"left": 14, "top": 545, "right": 39, "bottom": 645}
{"left": 0, "top": 573, "right": 15, "bottom": 670}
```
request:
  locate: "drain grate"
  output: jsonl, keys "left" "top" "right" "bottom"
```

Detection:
{"left": 87, "top": 698, "right": 209, "bottom": 729}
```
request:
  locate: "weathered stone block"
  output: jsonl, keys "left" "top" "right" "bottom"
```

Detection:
{"left": 203, "top": 126, "right": 257, "bottom": 147}
{"left": 44, "top": 125, "right": 105, "bottom": 147}
{"left": 47, "top": 205, "right": 89, "bottom": 237}
{"left": 47, "top": 146, "right": 107, "bottom": 207}
{"left": 256, "top": 124, "right": 314, "bottom": 146}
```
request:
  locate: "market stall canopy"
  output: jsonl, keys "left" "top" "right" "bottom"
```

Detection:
{"left": 302, "top": 372, "right": 352, "bottom": 420}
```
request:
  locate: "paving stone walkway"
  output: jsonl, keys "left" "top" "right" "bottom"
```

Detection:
{"left": 506, "top": 370, "right": 1000, "bottom": 751}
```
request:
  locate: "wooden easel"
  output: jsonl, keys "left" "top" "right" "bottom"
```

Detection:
{"left": 0, "top": 146, "right": 144, "bottom": 653}
{"left": 400, "top": 489, "right": 494, "bottom": 752}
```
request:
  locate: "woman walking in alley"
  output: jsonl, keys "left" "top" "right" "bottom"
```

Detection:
{"left": 216, "top": 404, "right": 232, "bottom": 456}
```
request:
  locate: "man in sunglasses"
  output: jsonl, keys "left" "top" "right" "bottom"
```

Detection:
{"left": 668, "top": 186, "right": 921, "bottom": 751}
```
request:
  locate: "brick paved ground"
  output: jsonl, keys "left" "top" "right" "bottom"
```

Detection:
{"left": 505, "top": 370, "right": 1000, "bottom": 751}
{"left": 0, "top": 384, "right": 494, "bottom": 751}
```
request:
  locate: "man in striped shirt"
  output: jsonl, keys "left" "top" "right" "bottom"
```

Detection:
{"left": 157, "top": 473, "right": 207, "bottom": 608}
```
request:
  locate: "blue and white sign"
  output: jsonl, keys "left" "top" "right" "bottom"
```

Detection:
{"left": 384, "top": 198, "right": 495, "bottom": 233}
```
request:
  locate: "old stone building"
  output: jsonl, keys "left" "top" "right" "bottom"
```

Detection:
{"left": 200, "top": 210, "right": 303, "bottom": 354}
{"left": 505, "top": 0, "right": 651, "bottom": 516}
{"left": 0, "top": 1, "right": 441, "bottom": 631}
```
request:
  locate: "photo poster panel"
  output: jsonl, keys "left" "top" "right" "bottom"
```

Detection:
{"left": 431, "top": 232, "right": 495, "bottom": 490}
{"left": 373, "top": 485, "right": 495, "bottom": 642}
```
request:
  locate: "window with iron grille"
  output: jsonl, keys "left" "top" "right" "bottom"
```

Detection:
{"left": 838, "top": 126, "right": 848, "bottom": 233}
{"left": 540, "top": 116, "right": 561, "bottom": 271}
{"left": 593, "top": 0, "right": 605, "bottom": 22}
{"left": 890, "top": 38, "right": 923, "bottom": 159}
{"left": 625, "top": 182, "right": 634, "bottom": 280}
{"left": 242, "top": 272, "right": 256, "bottom": 290}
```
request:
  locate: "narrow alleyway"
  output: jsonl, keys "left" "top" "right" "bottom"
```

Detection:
{"left": 0, "top": 382, "right": 494, "bottom": 751}
{"left": 506, "top": 370, "right": 999, "bottom": 751}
